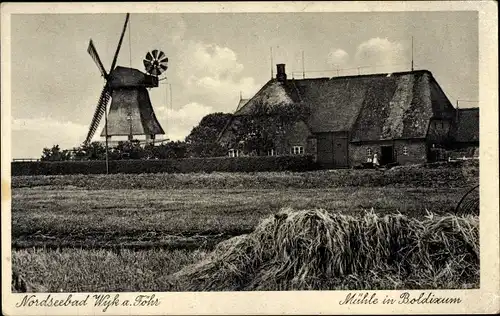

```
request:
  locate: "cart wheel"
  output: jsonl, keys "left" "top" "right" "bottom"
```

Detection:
{"left": 455, "top": 185, "right": 479, "bottom": 216}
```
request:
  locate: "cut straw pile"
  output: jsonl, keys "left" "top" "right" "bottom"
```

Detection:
{"left": 171, "top": 208, "right": 479, "bottom": 291}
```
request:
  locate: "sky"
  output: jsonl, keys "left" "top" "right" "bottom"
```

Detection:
{"left": 10, "top": 11, "right": 478, "bottom": 158}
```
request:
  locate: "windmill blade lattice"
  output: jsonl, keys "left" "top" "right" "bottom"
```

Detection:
{"left": 84, "top": 86, "right": 111, "bottom": 145}
{"left": 143, "top": 50, "right": 168, "bottom": 76}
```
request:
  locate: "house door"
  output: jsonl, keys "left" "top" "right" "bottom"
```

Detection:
{"left": 332, "top": 135, "right": 349, "bottom": 168}
{"left": 317, "top": 133, "right": 334, "bottom": 169}
{"left": 316, "top": 133, "right": 349, "bottom": 169}
{"left": 380, "top": 146, "right": 394, "bottom": 165}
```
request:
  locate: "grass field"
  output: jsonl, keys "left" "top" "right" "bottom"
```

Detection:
{"left": 13, "top": 187, "right": 468, "bottom": 249}
{"left": 11, "top": 166, "right": 479, "bottom": 292}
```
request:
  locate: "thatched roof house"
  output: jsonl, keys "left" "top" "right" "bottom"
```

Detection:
{"left": 219, "top": 64, "right": 478, "bottom": 168}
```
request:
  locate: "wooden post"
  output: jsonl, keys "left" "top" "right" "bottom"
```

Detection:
{"left": 104, "top": 102, "right": 109, "bottom": 174}
{"left": 302, "top": 51, "right": 305, "bottom": 79}
{"left": 411, "top": 36, "right": 414, "bottom": 71}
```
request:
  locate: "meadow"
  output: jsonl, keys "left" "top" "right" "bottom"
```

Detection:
{"left": 11, "top": 163, "right": 480, "bottom": 292}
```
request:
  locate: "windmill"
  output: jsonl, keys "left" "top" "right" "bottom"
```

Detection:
{"left": 84, "top": 13, "right": 168, "bottom": 147}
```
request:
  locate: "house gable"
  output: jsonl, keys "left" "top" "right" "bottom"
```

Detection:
{"left": 234, "top": 80, "right": 295, "bottom": 116}
{"left": 349, "top": 71, "right": 439, "bottom": 142}
{"left": 454, "top": 108, "right": 479, "bottom": 143}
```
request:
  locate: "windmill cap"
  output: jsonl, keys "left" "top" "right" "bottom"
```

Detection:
{"left": 108, "top": 66, "right": 158, "bottom": 89}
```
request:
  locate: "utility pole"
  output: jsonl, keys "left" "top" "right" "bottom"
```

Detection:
{"left": 411, "top": 36, "right": 414, "bottom": 71}
{"left": 302, "top": 50, "right": 305, "bottom": 79}
{"left": 104, "top": 101, "right": 109, "bottom": 174}
{"left": 127, "top": 101, "right": 133, "bottom": 142}
{"left": 169, "top": 84, "right": 173, "bottom": 110}
{"left": 270, "top": 47, "right": 274, "bottom": 79}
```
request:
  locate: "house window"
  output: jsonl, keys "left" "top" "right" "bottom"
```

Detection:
{"left": 367, "top": 148, "right": 372, "bottom": 157}
{"left": 402, "top": 146, "right": 408, "bottom": 156}
{"left": 291, "top": 146, "right": 304, "bottom": 155}
{"left": 267, "top": 149, "right": 276, "bottom": 156}
{"left": 228, "top": 149, "right": 241, "bottom": 157}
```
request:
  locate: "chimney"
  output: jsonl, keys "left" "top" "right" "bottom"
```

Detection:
{"left": 276, "top": 64, "right": 287, "bottom": 82}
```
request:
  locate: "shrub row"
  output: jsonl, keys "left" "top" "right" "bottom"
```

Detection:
{"left": 11, "top": 155, "right": 318, "bottom": 176}
{"left": 12, "top": 162, "right": 478, "bottom": 189}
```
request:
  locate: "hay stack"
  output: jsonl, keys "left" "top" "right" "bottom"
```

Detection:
{"left": 172, "top": 209, "right": 479, "bottom": 291}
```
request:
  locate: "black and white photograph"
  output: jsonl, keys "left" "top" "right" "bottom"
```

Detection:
{"left": 1, "top": 2, "right": 498, "bottom": 315}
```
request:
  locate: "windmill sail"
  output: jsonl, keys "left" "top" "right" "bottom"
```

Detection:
{"left": 87, "top": 40, "right": 108, "bottom": 78}
{"left": 84, "top": 86, "right": 111, "bottom": 145}
{"left": 109, "top": 13, "right": 130, "bottom": 72}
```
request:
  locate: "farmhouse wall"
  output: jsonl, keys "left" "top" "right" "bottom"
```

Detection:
{"left": 283, "top": 121, "right": 314, "bottom": 154}
{"left": 393, "top": 140, "right": 427, "bottom": 164}
{"left": 349, "top": 139, "right": 427, "bottom": 166}
{"left": 218, "top": 118, "right": 313, "bottom": 156}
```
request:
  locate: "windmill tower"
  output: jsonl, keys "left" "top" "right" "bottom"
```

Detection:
{"left": 84, "top": 13, "right": 168, "bottom": 146}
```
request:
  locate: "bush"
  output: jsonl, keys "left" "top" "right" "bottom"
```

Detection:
{"left": 11, "top": 161, "right": 479, "bottom": 189}
{"left": 11, "top": 155, "right": 318, "bottom": 176}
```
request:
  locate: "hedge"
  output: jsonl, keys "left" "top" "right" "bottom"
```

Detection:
{"left": 11, "top": 155, "right": 318, "bottom": 176}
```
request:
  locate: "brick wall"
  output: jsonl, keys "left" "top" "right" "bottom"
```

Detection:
{"left": 393, "top": 140, "right": 427, "bottom": 164}
{"left": 350, "top": 139, "right": 427, "bottom": 166}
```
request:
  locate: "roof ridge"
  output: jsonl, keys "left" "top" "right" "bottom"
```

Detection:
{"left": 290, "top": 69, "right": 431, "bottom": 82}
{"left": 289, "top": 79, "right": 304, "bottom": 103}
{"left": 233, "top": 79, "right": 276, "bottom": 115}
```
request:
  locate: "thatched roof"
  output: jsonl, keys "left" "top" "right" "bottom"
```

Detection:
{"left": 235, "top": 98, "right": 250, "bottom": 112}
{"left": 234, "top": 81, "right": 296, "bottom": 115}
{"left": 454, "top": 108, "right": 479, "bottom": 143}
{"left": 233, "top": 70, "right": 456, "bottom": 141}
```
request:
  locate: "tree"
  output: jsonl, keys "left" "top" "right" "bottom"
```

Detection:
{"left": 154, "top": 141, "right": 188, "bottom": 159}
{"left": 109, "top": 140, "right": 144, "bottom": 160}
{"left": 86, "top": 141, "right": 106, "bottom": 160}
{"left": 71, "top": 142, "right": 106, "bottom": 160}
{"left": 185, "top": 112, "right": 233, "bottom": 157}
{"left": 41, "top": 145, "right": 72, "bottom": 161}
{"left": 227, "top": 101, "right": 311, "bottom": 155}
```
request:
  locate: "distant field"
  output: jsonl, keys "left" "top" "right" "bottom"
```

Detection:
{"left": 12, "top": 187, "right": 468, "bottom": 249}
{"left": 11, "top": 165, "right": 479, "bottom": 292}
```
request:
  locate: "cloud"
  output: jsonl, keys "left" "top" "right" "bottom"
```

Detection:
{"left": 11, "top": 117, "right": 88, "bottom": 158}
{"left": 327, "top": 49, "right": 349, "bottom": 66}
{"left": 354, "top": 37, "right": 407, "bottom": 68}
{"left": 176, "top": 41, "right": 260, "bottom": 112}
{"left": 155, "top": 102, "right": 213, "bottom": 141}
{"left": 325, "top": 38, "right": 408, "bottom": 76}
